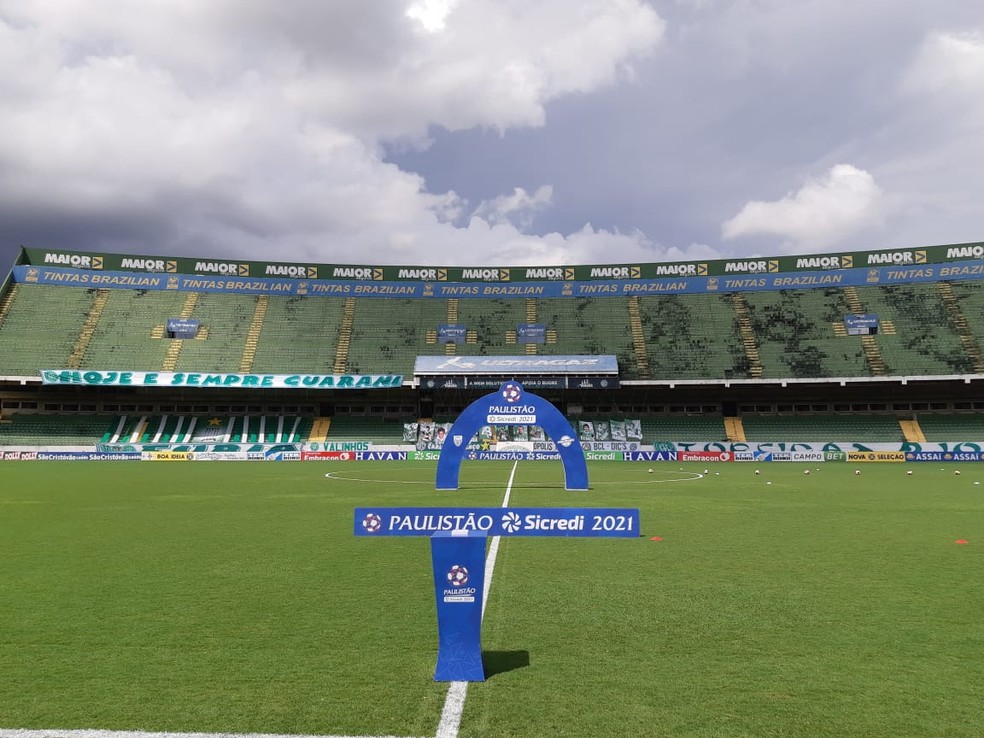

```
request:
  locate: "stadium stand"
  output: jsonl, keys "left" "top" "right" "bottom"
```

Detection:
{"left": 915, "top": 413, "right": 984, "bottom": 441}
{"left": 171, "top": 293, "right": 256, "bottom": 372}
{"left": 4, "top": 245, "right": 984, "bottom": 450}
{"left": 0, "top": 413, "right": 113, "bottom": 445}
{"left": 855, "top": 285, "right": 972, "bottom": 376}
{"left": 250, "top": 295, "right": 347, "bottom": 373}
{"left": 636, "top": 294, "right": 745, "bottom": 380}
{"left": 452, "top": 299, "right": 530, "bottom": 356}
{"left": 639, "top": 415, "right": 728, "bottom": 442}
{"left": 744, "top": 288, "right": 868, "bottom": 379}
{"left": 83, "top": 289, "right": 189, "bottom": 370}
{"left": 0, "top": 284, "right": 94, "bottom": 375}
{"left": 344, "top": 298, "right": 449, "bottom": 375}
{"left": 4, "top": 280, "right": 984, "bottom": 382}
{"left": 536, "top": 298, "right": 636, "bottom": 370}
{"left": 325, "top": 416, "right": 407, "bottom": 444}
{"left": 741, "top": 413, "right": 906, "bottom": 442}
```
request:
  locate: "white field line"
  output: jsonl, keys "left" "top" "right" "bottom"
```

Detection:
{"left": 434, "top": 460, "right": 518, "bottom": 738}
{"left": 3, "top": 462, "right": 523, "bottom": 738}
{"left": 0, "top": 732, "right": 417, "bottom": 738}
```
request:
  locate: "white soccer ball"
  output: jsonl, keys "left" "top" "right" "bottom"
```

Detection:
{"left": 754, "top": 469, "right": 761, "bottom": 475}
{"left": 648, "top": 468, "right": 654, "bottom": 474}
{"left": 803, "top": 469, "right": 810, "bottom": 476}
{"left": 906, "top": 470, "right": 913, "bottom": 476}
{"left": 324, "top": 473, "right": 331, "bottom": 478}
{"left": 955, "top": 470, "right": 962, "bottom": 476}
{"left": 766, "top": 481, "right": 772, "bottom": 485}
{"left": 855, "top": 470, "right": 861, "bottom": 475}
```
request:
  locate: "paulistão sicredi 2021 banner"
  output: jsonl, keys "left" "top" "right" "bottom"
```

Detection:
{"left": 40, "top": 369, "right": 404, "bottom": 389}
{"left": 354, "top": 507, "right": 641, "bottom": 537}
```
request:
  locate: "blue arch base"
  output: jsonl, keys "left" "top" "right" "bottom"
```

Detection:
{"left": 436, "top": 382, "right": 589, "bottom": 490}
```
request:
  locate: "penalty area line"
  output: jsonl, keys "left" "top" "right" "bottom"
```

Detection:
{"left": 434, "top": 460, "right": 518, "bottom": 738}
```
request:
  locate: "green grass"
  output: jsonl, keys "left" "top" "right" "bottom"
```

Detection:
{"left": 1, "top": 461, "right": 983, "bottom": 737}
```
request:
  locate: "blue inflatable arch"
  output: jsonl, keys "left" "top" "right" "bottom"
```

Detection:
{"left": 436, "top": 382, "right": 589, "bottom": 490}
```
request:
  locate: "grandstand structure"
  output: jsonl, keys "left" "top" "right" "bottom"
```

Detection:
{"left": 2, "top": 243, "right": 984, "bottom": 449}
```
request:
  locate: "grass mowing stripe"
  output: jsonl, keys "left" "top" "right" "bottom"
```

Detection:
{"left": 434, "top": 461, "right": 518, "bottom": 738}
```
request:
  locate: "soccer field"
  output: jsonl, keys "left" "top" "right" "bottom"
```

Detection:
{"left": 1, "top": 460, "right": 983, "bottom": 738}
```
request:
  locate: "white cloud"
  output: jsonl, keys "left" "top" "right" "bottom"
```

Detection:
{"left": 406, "top": 0, "right": 458, "bottom": 33}
{"left": 903, "top": 30, "right": 984, "bottom": 97}
{"left": 0, "top": 1, "right": 664, "bottom": 265}
{"left": 721, "top": 165, "right": 883, "bottom": 250}
{"left": 473, "top": 186, "right": 553, "bottom": 230}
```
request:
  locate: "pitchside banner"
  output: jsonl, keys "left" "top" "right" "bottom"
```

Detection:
{"left": 22, "top": 242, "right": 984, "bottom": 281}
{"left": 40, "top": 369, "right": 403, "bottom": 389}
{"left": 15, "top": 258, "right": 984, "bottom": 299}
{"left": 355, "top": 507, "right": 641, "bottom": 537}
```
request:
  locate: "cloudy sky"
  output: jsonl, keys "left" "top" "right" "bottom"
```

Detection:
{"left": 1, "top": 0, "right": 983, "bottom": 270}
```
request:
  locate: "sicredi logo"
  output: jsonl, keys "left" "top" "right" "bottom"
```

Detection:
{"left": 501, "top": 512, "right": 521, "bottom": 532}
{"left": 265, "top": 265, "right": 317, "bottom": 278}
{"left": 194, "top": 261, "right": 249, "bottom": 276}
{"left": 43, "top": 253, "right": 103, "bottom": 269}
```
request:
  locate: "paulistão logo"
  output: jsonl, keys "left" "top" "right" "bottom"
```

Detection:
{"left": 362, "top": 513, "right": 382, "bottom": 533}
{"left": 501, "top": 382, "right": 523, "bottom": 404}
{"left": 501, "top": 511, "right": 522, "bottom": 533}
{"left": 447, "top": 564, "right": 469, "bottom": 587}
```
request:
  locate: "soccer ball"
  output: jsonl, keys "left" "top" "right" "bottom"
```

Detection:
{"left": 447, "top": 564, "right": 469, "bottom": 587}
{"left": 803, "top": 469, "right": 810, "bottom": 476}
{"left": 855, "top": 470, "right": 861, "bottom": 475}
{"left": 955, "top": 470, "right": 962, "bottom": 476}
{"left": 906, "top": 470, "right": 913, "bottom": 476}
{"left": 362, "top": 513, "right": 382, "bottom": 533}
{"left": 754, "top": 469, "right": 761, "bottom": 475}
{"left": 648, "top": 468, "right": 654, "bottom": 474}
{"left": 501, "top": 383, "right": 523, "bottom": 404}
